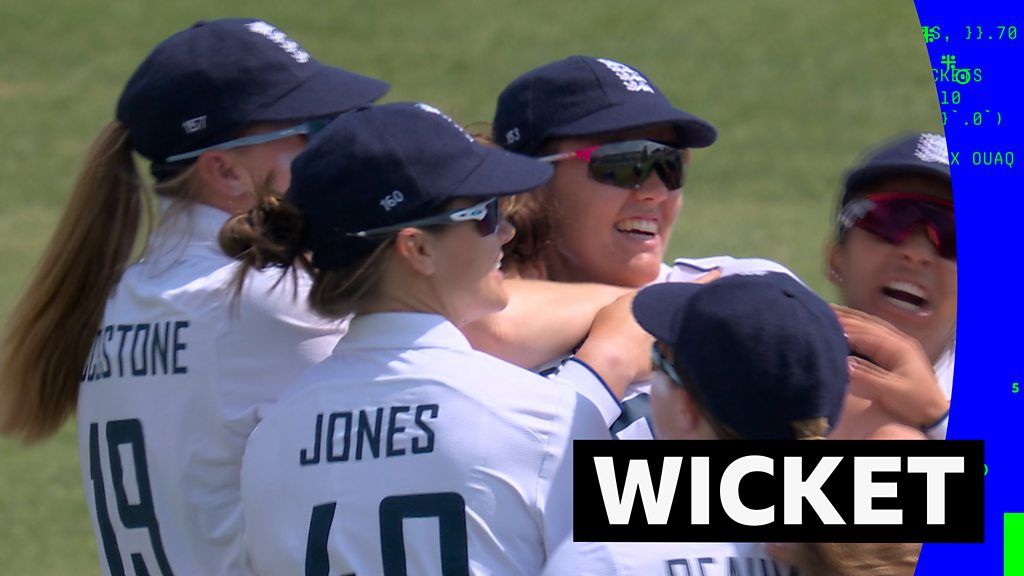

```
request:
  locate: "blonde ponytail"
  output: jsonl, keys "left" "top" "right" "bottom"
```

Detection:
{"left": 0, "top": 121, "right": 149, "bottom": 441}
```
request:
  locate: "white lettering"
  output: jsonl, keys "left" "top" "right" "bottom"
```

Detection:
{"left": 854, "top": 457, "right": 902, "bottom": 525}
{"left": 379, "top": 190, "right": 405, "bottom": 212}
{"left": 907, "top": 456, "right": 964, "bottom": 524}
{"left": 594, "top": 457, "right": 681, "bottom": 525}
{"left": 720, "top": 456, "right": 774, "bottom": 526}
{"left": 783, "top": 456, "right": 845, "bottom": 525}
{"left": 690, "top": 456, "right": 710, "bottom": 525}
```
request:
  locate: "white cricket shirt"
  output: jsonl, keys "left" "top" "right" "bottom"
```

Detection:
{"left": 77, "top": 202, "right": 345, "bottom": 576}
{"left": 241, "top": 312, "right": 610, "bottom": 576}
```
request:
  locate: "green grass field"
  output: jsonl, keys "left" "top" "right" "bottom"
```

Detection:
{"left": 0, "top": 1, "right": 940, "bottom": 573}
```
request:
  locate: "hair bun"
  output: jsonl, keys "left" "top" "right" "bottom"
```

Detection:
{"left": 219, "top": 193, "right": 305, "bottom": 270}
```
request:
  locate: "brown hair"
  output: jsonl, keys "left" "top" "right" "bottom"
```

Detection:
{"left": 465, "top": 124, "right": 555, "bottom": 278}
{"left": 501, "top": 188, "right": 555, "bottom": 278}
{"left": 797, "top": 542, "right": 921, "bottom": 576}
{"left": 219, "top": 191, "right": 394, "bottom": 320}
{"left": 0, "top": 121, "right": 196, "bottom": 442}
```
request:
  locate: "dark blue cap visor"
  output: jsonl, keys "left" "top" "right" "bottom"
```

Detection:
{"left": 550, "top": 100, "right": 718, "bottom": 149}
{"left": 252, "top": 63, "right": 389, "bottom": 122}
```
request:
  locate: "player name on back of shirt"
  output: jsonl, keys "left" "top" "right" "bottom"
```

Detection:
{"left": 298, "top": 405, "right": 439, "bottom": 465}
{"left": 80, "top": 321, "right": 191, "bottom": 382}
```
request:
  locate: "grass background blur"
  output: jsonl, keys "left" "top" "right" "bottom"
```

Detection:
{"left": 0, "top": 1, "right": 939, "bottom": 573}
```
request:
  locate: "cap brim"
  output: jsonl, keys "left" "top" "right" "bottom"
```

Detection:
{"left": 632, "top": 282, "right": 708, "bottom": 344}
{"left": 252, "top": 64, "right": 390, "bottom": 122}
{"left": 843, "top": 162, "right": 952, "bottom": 202}
{"left": 453, "top": 147, "right": 554, "bottom": 198}
{"left": 549, "top": 100, "right": 718, "bottom": 149}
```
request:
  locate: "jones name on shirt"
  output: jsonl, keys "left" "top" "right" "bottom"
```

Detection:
{"left": 81, "top": 321, "right": 190, "bottom": 382}
{"left": 300, "top": 404, "right": 439, "bottom": 466}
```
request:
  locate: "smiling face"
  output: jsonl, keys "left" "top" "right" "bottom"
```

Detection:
{"left": 537, "top": 126, "right": 684, "bottom": 287}
{"left": 828, "top": 175, "right": 956, "bottom": 362}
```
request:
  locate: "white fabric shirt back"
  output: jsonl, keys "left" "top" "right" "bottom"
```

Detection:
{"left": 241, "top": 313, "right": 610, "bottom": 576}
{"left": 541, "top": 539, "right": 800, "bottom": 576}
{"left": 76, "top": 202, "right": 345, "bottom": 576}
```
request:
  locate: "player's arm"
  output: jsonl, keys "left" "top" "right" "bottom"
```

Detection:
{"left": 461, "top": 278, "right": 628, "bottom": 369}
{"left": 572, "top": 291, "right": 653, "bottom": 400}
{"left": 570, "top": 270, "right": 721, "bottom": 402}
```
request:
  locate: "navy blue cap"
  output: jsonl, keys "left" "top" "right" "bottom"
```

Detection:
{"left": 289, "top": 102, "right": 554, "bottom": 271}
{"left": 842, "top": 132, "right": 951, "bottom": 206}
{"left": 492, "top": 56, "right": 718, "bottom": 156}
{"left": 633, "top": 273, "right": 849, "bottom": 440}
{"left": 116, "top": 18, "right": 389, "bottom": 164}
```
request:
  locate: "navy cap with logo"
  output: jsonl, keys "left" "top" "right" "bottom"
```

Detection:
{"left": 633, "top": 273, "right": 849, "bottom": 440}
{"left": 289, "top": 102, "right": 554, "bottom": 271}
{"left": 492, "top": 55, "right": 718, "bottom": 156}
{"left": 842, "top": 132, "right": 951, "bottom": 206}
{"left": 116, "top": 18, "right": 389, "bottom": 165}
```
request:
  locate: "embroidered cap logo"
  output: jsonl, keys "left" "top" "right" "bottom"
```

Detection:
{"left": 597, "top": 58, "right": 655, "bottom": 94}
{"left": 380, "top": 190, "right": 405, "bottom": 212}
{"left": 414, "top": 103, "right": 474, "bottom": 142}
{"left": 182, "top": 116, "right": 207, "bottom": 134}
{"left": 915, "top": 133, "right": 949, "bottom": 165}
{"left": 245, "top": 21, "right": 310, "bottom": 63}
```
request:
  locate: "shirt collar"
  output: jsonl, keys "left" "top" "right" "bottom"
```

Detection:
{"left": 155, "top": 198, "right": 232, "bottom": 244}
{"left": 336, "top": 312, "right": 473, "bottom": 353}
{"left": 142, "top": 199, "right": 232, "bottom": 264}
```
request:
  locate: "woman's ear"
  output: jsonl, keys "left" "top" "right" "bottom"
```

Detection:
{"left": 393, "top": 229, "right": 437, "bottom": 276}
{"left": 825, "top": 241, "right": 845, "bottom": 286}
{"left": 193, "top": 151, "right": 256, "bottom": 213}
{"left": 196, "top": 151, "right": 248, "bottom": 196}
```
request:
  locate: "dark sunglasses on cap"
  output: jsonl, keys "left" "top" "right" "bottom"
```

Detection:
{"left": 838, "top": 192, "right": 956, "bottom": 260}
{"left": 165, "top": 119, "right": 331, "bottom": 163}
{"left": 348, "top": 197, "right": 502, "bottom": 239}
{"left": 538, "top": 139, "right": 688, "bottom": 191}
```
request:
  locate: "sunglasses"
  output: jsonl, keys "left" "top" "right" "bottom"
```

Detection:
{"left": 838, "top": 192, "right": 956, "bottom": 259}
{"left": 651, "top": 344, "right": 685, "bottom": 388}
{"left": 165, "top": 119, "right": 330, "bottom": 163}
{"left": 348, "top": 197, "right": 502, "bottom": 239}
{"left": 538, "top": 139, "right": 688, "bottom": 191}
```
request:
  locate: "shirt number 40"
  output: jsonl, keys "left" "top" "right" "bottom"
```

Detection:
{"left": 305, "top": 492, "right": 469, "bottom": 576}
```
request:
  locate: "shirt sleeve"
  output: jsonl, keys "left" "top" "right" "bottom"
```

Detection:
{"left": 550, "top": 358, "right": 623, "bottom": 428}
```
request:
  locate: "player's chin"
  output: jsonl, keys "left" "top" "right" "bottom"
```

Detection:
{"left": 482, "top": 277, "right": 511, "bottom": 313}
{"left": 619, "top": 254, "right": 665, "bottom": 285}
{"left": 600, "top": 264, "right": 660, "bottom": 288}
